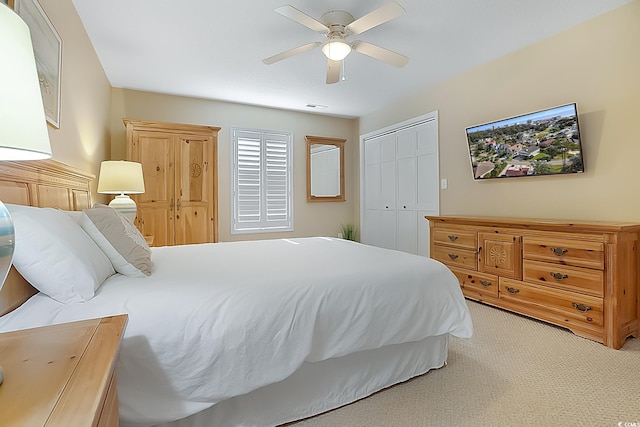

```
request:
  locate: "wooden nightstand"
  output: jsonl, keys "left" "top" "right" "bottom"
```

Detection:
{"left": 0, "top": 315, "right": 127, "bottom": 426}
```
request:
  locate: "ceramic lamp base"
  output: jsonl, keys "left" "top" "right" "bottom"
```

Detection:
{"left": 108, "top": 194, "right": 137, "bottom": 223}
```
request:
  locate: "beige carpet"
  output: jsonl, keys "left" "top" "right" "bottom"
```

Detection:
{"left": 291, "top": 300, "right": 640, "bottom": 427}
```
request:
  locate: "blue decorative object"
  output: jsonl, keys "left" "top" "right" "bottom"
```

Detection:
{"left": 0, "top": 201, "right": 13, "bottom": 386}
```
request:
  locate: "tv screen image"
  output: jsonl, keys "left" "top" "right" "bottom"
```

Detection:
{"left": 465, "top": 103, "right": 584, "bottom": 180}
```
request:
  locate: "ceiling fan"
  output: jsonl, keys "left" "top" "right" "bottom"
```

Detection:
{"left": 263, "top": 2, "right": 409, "bottom": 84}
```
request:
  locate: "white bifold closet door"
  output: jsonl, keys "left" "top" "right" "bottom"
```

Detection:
{"left": 361, "top": 111, "right": 439, "bottom": 257}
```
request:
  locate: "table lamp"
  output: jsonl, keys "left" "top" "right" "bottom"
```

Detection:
{"left": 0, "top": 3, "right": 54, "bottom": 385}
{"left": 97, "top": 160, "right": 145, "bottom": 223}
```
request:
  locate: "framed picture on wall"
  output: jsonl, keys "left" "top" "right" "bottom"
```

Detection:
{"left": 13, "top": 0, "right": 62, "bottom": 128}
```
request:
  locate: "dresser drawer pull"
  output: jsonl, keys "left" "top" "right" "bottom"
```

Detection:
{"left": 447, "top": 235, "right": 459, "bottom": 242}
{"left": 550, "top": 247, "right": 568, "bottom": 256}
{"left": 550, "top": 272, "right": 569, "bottom": 281}
{"left": 504, "top": 286, "right": 520, "bottom": 294}
{"left": 448, "top": 253, "right": 459, "bottom": 260}
{"left": 572, "top": 302, "right": 592, "bottom": 313}
{"left": 480, "top": 280, "right": 493, "bottom": 288}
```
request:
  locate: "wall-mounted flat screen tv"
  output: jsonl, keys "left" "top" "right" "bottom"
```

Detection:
{"left": 465, "top": 103, "right": 584, "bottom": 180}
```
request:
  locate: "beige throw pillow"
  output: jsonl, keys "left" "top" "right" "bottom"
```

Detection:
{"left": 80, "top": 205, "right": 152, "bottom": 277}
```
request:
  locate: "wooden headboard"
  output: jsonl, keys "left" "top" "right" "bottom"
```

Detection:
{"left": 0, "top": 159, "right": 94, "bottom": 316}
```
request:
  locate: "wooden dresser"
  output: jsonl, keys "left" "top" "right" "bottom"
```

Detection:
{"left": 426, "top": 216, "right": 640, "bottom": 349}
{"left": 0, "top": 315, "right": 127, "bottom": 426}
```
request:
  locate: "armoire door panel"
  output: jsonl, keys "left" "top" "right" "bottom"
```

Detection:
{"left": 135, "top": 133, "right": 175, "bottom": 204}
{"left": 175, "top": 206, "right": 212, "bottom": 245}
{"left": 177, "top": 136, "right": 212, "bottom": 204}
{"left": 137, "top": 206, "right": 174, "bottom": 247}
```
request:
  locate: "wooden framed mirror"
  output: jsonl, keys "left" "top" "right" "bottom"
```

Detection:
{"left": 306, "top": 135, "right": 346, "bottom": 202}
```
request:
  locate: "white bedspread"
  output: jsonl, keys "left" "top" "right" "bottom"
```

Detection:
{"left": 0, "top": 237, "right": 472, "bottom": 426}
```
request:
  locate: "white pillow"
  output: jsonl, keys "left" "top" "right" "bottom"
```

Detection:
{"left": 80, "top": 205, "right": 152, "bottom": 277}
{"left": 62, "top": 209, "right": 83, "bottom": 224}
{"left": 7, "top": 204, "right": 115, "bottom": 303}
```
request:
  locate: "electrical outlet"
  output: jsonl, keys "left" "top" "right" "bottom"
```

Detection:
{"left": 440, "top": 178, "right": 448, "bottom": 190}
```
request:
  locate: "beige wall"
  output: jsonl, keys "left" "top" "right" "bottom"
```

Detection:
{"left": 37, "top": 0, "right": 112, "bottom": 201}
{"left": 35, "top": 0, "right": 640, "bottom": 230}
{"left": 360, "top": 0, "right": 640, "bottom": 222}
{"left": 110, "top": 89, "right": 359, "bottom": 241}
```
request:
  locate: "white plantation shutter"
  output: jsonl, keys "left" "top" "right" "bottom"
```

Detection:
{"left": 232, "top": 128, "right": 293, "bottom": 233}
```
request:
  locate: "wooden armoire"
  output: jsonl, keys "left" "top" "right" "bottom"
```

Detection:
{"left": 124, "top": 119, "right": 220, "bottom": 246}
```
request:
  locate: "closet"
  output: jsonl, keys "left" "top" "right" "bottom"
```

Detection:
{"left": 124, "top": 119, "right": 220, "bottom": 246}
{"left": 360, "top": 111, "right": 439, "bottom": 256}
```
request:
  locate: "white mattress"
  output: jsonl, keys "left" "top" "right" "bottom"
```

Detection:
{"left": 0, "top": 237, "right": 472, "bottom": 426}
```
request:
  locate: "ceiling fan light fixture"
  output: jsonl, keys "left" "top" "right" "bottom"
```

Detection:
{"left": 322, "top": 39, "right": 351, "bottom": 61}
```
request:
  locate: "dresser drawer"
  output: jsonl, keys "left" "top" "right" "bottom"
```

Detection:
{"left": 432, "top": 228, "right": 476, "bottom": 250}
{"left": 523, "top": 260, "right": 603, "bottom": 297}
{"left": 499, "top": 278, "right": 603, "bottom": 327}
{"left": 523, "top": 236, "right": 604, "bottom": 269}
{"left": 431, "top": 246, "right": 477, "bottom": 270}
{"left": 450, "top": 266, "right": 499, "bottom": 299}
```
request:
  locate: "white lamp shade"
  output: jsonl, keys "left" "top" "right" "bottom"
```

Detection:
{"left": 0, "top": 4, "right": 52, "bottom": 160}
{"left": 97, "top": 161, "right": 145, "bottom": 194}
{"left": 322, "top": 39, "right": 351, "bottom": 61}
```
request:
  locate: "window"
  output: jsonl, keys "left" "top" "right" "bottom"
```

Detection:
{"left": 232, "top": 128, "right": 293, "bottom": 233}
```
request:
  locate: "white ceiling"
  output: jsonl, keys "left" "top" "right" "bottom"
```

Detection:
{"left": 71, "top": 0, "right": 631, "bottom": 119}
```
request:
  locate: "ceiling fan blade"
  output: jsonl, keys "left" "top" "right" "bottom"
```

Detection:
{"left": 353, "top": 41, "right": 409, "bottom": 67}
{"left": 275, "top": 5, "right": 328, "bottom": 33}
{"left": 326, "top": 59, "right": 341, "bottom": 84}
{"left": 263, "top": 42, "right": 321, "bottom": 65}
{"left": 346, "top": 1, "right": 405, "bottom": 36}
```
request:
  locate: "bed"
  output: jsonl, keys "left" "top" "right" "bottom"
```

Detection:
{"left": 0, "top": 160, "right": 473, "bottom": 427}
